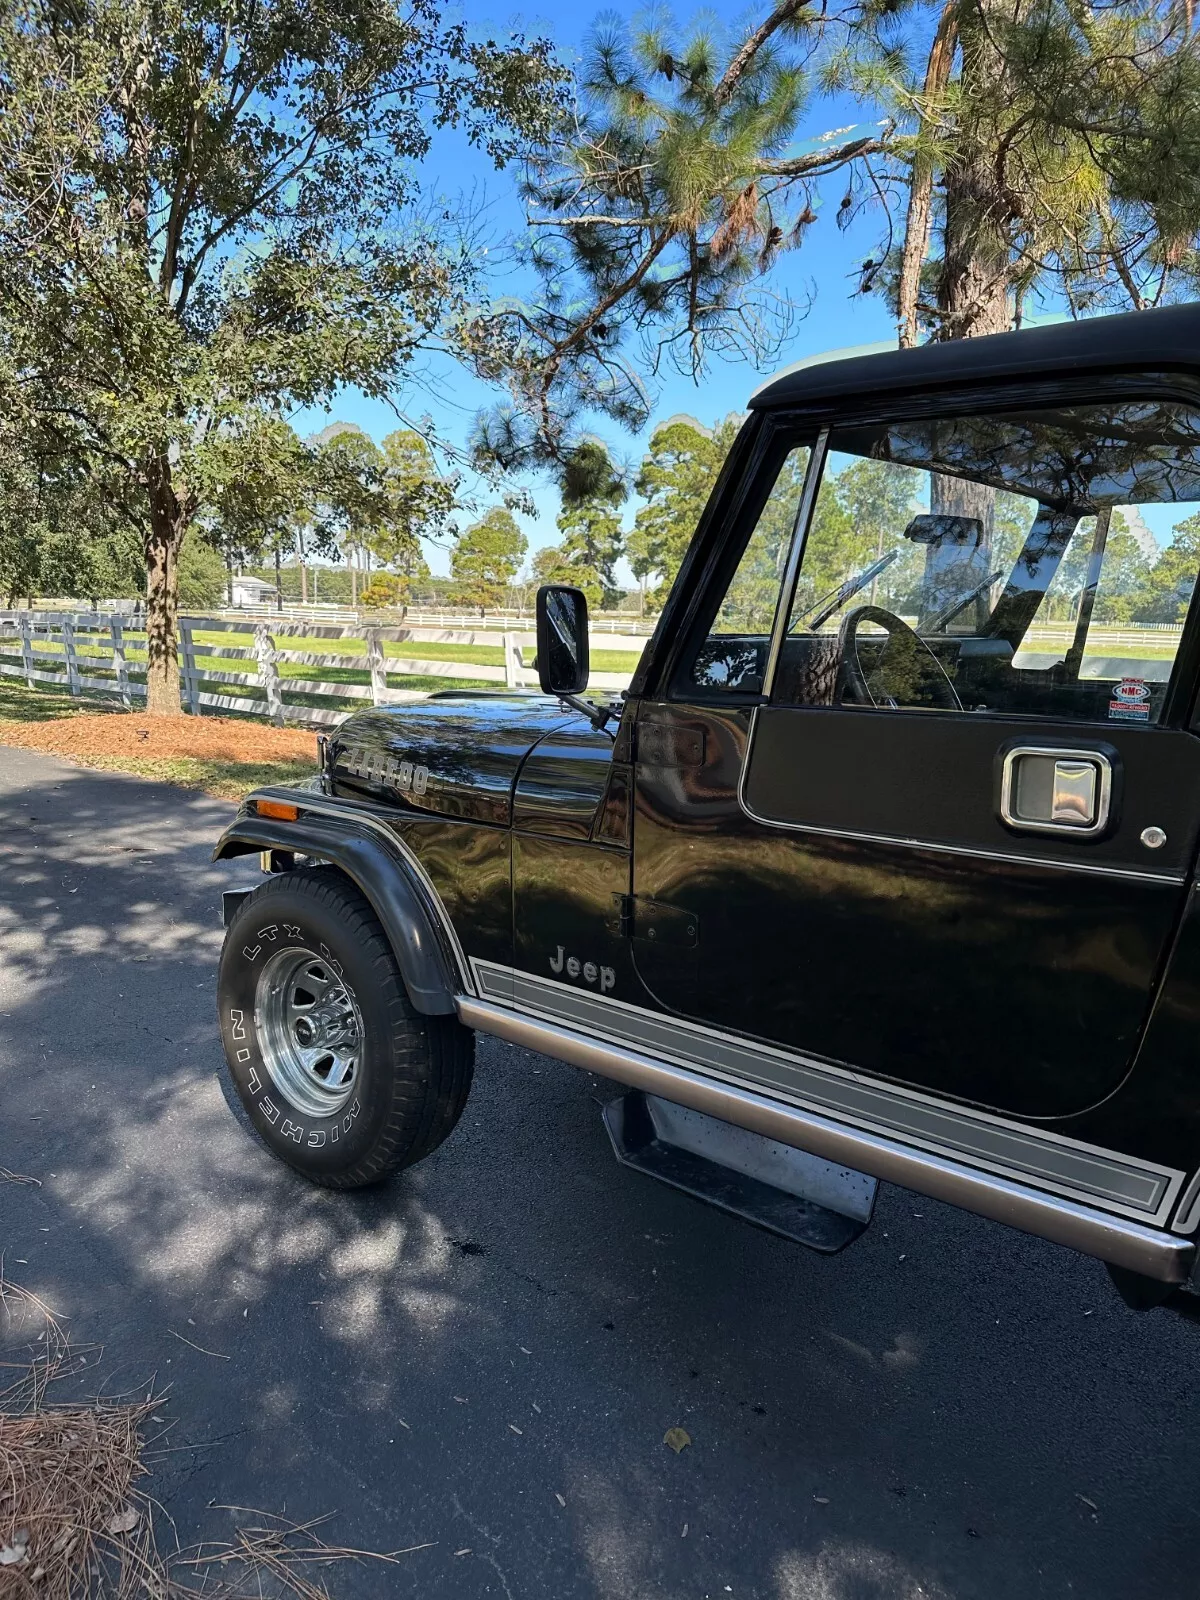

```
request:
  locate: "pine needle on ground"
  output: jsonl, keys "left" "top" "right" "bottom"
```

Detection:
{"left": 0, "top": 1269, "right": 427, "bottom": 1598}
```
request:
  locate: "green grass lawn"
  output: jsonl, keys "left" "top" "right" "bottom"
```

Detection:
{"left": 49, "top": 751, "right": 316, "bottom": 801}
{"left": 0, "top": 677, "right": 105, "bottom": 721}
{"left": 188, "top": 630, "right": 644, "bottom": 674}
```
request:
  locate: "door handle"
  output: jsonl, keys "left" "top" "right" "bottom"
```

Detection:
{"left": 999, "top": 746, "right": 1113, "bottom": 837}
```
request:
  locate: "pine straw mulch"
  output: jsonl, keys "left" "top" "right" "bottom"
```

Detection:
{"left": 0, "top": 1271, "right": 426, "bottom": 1598}
{"left": 0, "top": 713, "right": 318, "bottom": 802}
{"left": 0, "top": 713, "right": 317, "bottom": 767}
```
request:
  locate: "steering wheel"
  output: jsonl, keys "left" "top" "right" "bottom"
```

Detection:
{"left": 836, "top": 605, "right": 963, "bottom": 711}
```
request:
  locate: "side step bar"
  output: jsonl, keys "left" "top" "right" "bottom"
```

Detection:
{"left": 457, "top": 997, "right": 1195, "bottom": 1284}
{"left": 604, "top": 1090, "right": 876, "bottom": 1251}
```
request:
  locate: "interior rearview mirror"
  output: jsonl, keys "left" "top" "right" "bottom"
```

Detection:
{"left": 536, "top": 584, "right": 590, "bottom": 696}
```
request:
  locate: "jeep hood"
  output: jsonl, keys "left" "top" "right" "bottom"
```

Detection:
{"left": 330, "top": 692, "right": 581, "bottom": 825}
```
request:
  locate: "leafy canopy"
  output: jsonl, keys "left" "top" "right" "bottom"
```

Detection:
{"left": 470, "top": 1, "right": 888, "bottom": 468}
{"left": 0, "top": 0, "right": 564, "bottom": 703}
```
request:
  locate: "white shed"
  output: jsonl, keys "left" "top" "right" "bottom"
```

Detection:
{"left": 230, "top": 576, "right": 277, "bottom": 607}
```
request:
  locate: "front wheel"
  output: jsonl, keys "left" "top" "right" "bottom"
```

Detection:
{"left": 217, "top": 866, "right": 473, "bottom": 1187}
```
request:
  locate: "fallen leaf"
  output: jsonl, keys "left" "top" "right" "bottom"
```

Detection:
{"left": 663, "top": 1426, "right": 691, "bottom": 1454}
{"left": 107, "top": 1507, "right": 140, "bottom": 1535}
{"left": 0, "top": 1530, "right": 29, "bottom": 1566}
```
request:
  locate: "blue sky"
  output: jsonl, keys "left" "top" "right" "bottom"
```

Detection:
{"left": 287, "top": 0, "right": 914, "bottom": 579}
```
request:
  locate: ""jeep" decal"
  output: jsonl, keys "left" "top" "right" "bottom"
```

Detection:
{"left": 550, "top": 945, "right": 615, "bottom": 992}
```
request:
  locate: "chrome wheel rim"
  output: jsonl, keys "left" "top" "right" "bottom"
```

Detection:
{"left": 255, "top": 947, "right": 364, "bottom": 1118}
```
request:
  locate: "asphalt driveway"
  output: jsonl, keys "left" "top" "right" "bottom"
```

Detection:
{"left": 1, "top": 746, "right": 1198, "bottom": 1600}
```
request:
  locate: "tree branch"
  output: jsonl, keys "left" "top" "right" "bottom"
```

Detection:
{"left": 757, "top": 133, "right": 891, "bottom": 177}
{"left": 530, "top": 214, "right": 673, "bottom": 228}
{"left": 713, "top": 0, "right": 811, "bottom": 109}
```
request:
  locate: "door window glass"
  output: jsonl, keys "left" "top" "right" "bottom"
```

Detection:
{"left": 690, "top": 444, "right": 811, "bottom": 694}
{"left": 1016, "top": 504, "right": 1200, "bottom": 711}
{"left": 773, "top": 400, "right": 1200, "bottom": 724}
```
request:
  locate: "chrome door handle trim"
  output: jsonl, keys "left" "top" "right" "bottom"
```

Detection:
{"left": 999, "top": 745, "right": 1113, "bottom": 838}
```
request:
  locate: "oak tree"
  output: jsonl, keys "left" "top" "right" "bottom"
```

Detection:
{"left": 0, "top": 0, "right": 564, "bottom": 709}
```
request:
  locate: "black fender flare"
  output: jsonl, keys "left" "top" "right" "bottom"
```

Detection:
{"left": 212, "top": 800, "right": 463, "bottom": 1016}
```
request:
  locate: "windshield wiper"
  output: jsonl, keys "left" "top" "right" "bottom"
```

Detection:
{"left": 927, "top": 569, "right": 1004, "bottom": 632}
{"left": 799, "top": 550, "right": 899, "bottom": 633}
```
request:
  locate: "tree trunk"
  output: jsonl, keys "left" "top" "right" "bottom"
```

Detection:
{"left": 936, "top": 160, "right": 1013, "bottom": 340}
{"left": 922, "top": 0, "right": 1015, "bottom": 600}
{"left": 897, "top": 0, "right": 959, "bottom": 348}
{"left": 144, "top": 510, "right": 185, "bottom": 716}
{"left": 935, "top": 0, "right": 1014, "bottom": 342}
{"left": 275, "top": 546, "right": 283, "bottom": 612}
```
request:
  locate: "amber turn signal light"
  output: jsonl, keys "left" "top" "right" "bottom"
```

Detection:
{"left": 254, "top": 799, "right": 300, "bottom": 821}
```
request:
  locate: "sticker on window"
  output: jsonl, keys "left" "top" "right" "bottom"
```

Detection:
{"left": 1109, "top": 678, "right": 1151, "bottom": 722}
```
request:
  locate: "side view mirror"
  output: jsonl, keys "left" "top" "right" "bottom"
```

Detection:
{"left": 536, "top": 584, "right": 590, "bottom": 696}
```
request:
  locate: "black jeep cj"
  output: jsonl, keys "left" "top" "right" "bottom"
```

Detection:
{"left": 215, "top": 303, "right": 1200, "bottom": 1308}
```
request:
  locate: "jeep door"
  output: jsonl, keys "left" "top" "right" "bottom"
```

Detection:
{"left": 629, "top": 391, "right": 1200, "bottom": 1120}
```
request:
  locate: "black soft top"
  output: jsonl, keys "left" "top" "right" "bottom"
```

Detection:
{"left": 749, "top": 302, "right": 1200, "bottom": 410}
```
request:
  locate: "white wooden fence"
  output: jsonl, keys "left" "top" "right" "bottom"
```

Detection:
{"left": 0, "top": 612, "right": 642, "bottom": 728}
{"left": 0, "top": 612, "right": 144, "bottom": 706}
{"left": 214, "top": 605, "right": 656, "bottom": 635}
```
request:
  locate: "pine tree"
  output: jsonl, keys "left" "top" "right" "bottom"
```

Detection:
{"left": 888, "top": 0, "right": 1200, "bottom": 343}
{"left": 554, "top": 441, "right": 627, "bottom": 605}
{"left": 473, "top": 0, "right": 1200, "bottom": 466}
{"left": 629, "top": 416, "right": 742, "bottom": 608}
{"left": 451, "top": 508, "right": 527, "bottom": 611}
{"left": 473, "top": 4, "right": 892, "bottom": 465}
